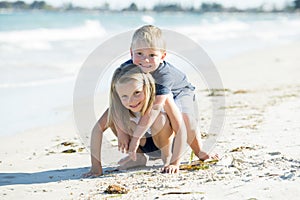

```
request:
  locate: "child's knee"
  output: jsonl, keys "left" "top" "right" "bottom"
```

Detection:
{"left": 152, "top": 113, "right": 168, "bottom": 134}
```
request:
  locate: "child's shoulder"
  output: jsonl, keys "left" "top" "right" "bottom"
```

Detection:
{"left": 121, "top": 59, "right": 133, "bottom": 67}
{"left": 160, "top": 61, "right": 182, "bottom": 73}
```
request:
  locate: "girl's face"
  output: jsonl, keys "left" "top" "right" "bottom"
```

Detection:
{"left": 116, "top": 79, "right": 145, "bottom": 113}
{"left": 131, "top": 47, "right": 166, "bottom": 73}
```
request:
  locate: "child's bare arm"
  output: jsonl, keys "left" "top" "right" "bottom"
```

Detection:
{"left": 82, "top": 109, "right": 108, "bottom": 177}
{"left": 128, "top": 95, "right": 168, "bottom": 160}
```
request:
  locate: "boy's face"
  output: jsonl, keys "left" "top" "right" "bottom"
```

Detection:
{"left": 131, "top": 47, "right": 166, "bottom": 73}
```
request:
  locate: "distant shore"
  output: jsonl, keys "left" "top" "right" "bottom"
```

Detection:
{"left": 0, "top": 0, "right": 299, "bottom": 13}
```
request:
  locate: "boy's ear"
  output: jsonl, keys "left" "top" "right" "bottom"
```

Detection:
{"left": 161, "top": 51, "right": 167, "bottom": 62}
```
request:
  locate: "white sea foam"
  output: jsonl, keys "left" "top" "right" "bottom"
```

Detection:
{"left": 0, "top": 76, "right": 74, "bottom": 89}
{"left": 172, "top": 18, "right": 300, "bottom": 43}
{"left": 172, "top": 20, "right": 249, "bottom": 41}
{"left": 141, "top": 15, "right": 155, "bottom": 24}
{"left": 0, "top": 20, "right": 106, "bottom": 50}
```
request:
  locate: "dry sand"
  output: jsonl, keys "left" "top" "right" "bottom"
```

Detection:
{"left": 1, "top": 41, "right": 300, "bottom": 199}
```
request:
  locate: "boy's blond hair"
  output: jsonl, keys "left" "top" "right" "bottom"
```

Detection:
{"left": 131, "top": 25, "right": 166, "bottom": 51}
{"left": 107, "top": 64, "right": 156, "bottom": 133}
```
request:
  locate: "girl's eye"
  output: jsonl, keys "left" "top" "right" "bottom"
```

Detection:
{"left": 121, "top": 96, "right": 128, "bottom": 100}
{"left": 134, "top": 91, "right": 141, "bottom": 95}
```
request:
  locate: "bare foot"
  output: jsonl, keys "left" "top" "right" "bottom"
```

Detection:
{"left": 82, "top": 169, "right": 103, "bottom": 178}
{"left": 197, "top": 151, "right": 219, "bottom": 161}
{"left": 117, "top": 153, "right": 147, "bottom": 170}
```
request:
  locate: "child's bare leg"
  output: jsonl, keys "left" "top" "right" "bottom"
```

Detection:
{"left": 153, "top": 136, "right": 173, "bottom": 166}
{"left": 183, "top": 113, "right": 218, "bottom": 161}
{"left": 151, "top": 113, "right": 174, "bottom": 166}
{"left": 118, "top": 113, "right": 173, "bottom": 171}
{"left": 116, "top": 121, "right": 147, "bottom": 169}
{"left": 117, "top": 139, "right": 147, "bottom": 170}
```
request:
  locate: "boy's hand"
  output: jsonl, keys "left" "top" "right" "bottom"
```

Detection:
{"left": 128, "top": 137, "right": 140, "bottom": 161}
{"left": 161, "top": 164, "right": 179, "bottom": 174}
{"left": 117, "top": 130, "right": 130, "bottom": 153}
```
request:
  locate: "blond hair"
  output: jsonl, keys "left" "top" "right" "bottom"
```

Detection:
{"left": 131, "top": 25, "right": 166, "bottom": 51}
{"left": 107, "top": 64, "right": 156, "bottom": 133}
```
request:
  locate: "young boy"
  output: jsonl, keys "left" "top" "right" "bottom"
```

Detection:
{"left": 124, "top": 25, "right": 216, "bottom": 167}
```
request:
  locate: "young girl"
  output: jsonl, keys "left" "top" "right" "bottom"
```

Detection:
{"left": 83, "top": 64, "right": 182, "bottom": 177}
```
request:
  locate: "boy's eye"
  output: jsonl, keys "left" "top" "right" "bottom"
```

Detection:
{"left": 136, "top": 52, "right": 143, "bottom": 56}
{"left": 149, "top": 54, "right": 156, "bottom": 57}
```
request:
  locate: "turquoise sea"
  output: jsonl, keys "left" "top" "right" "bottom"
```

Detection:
{"left": 1, "top": 11, "right": 300, "bottom": 136}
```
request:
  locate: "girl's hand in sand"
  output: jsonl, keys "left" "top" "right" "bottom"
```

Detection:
{"left": 161, "top": 164, "right": 179, "bottom": 174}
{"left": 128, "top": 137, "right": 140, "bottom": 161}
{"left": 117, "top": 130, "right": 130, "bottom": 153}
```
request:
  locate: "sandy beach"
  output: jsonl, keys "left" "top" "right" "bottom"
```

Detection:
{"left": 1, "top": 40, "right": 300, "bottom": 199}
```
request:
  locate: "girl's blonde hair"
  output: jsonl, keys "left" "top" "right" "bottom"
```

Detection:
{"left": 107, "top": 64, "right": 156, "bottom": 133}
{"left": 131, "top": 25, "right": 166, "bottom": 51}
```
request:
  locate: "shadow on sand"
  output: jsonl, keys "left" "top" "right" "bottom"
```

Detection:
{"left": 0, "top": 166, "right": 120, "bottom": 186}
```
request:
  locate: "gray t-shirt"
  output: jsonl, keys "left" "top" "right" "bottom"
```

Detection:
{"left": 151, "top": 61, "right": 195, "bottom": 96}
{"left": 121, "top": 60, "right": 195, "bottom": 97}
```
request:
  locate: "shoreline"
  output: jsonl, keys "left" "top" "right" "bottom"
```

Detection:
{"left": 1, "top": 41, "right": 300, "bottom": 199}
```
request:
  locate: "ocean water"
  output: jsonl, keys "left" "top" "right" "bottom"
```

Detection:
{"left": 1, "top": 11, "right": 300, "bottom": 136}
